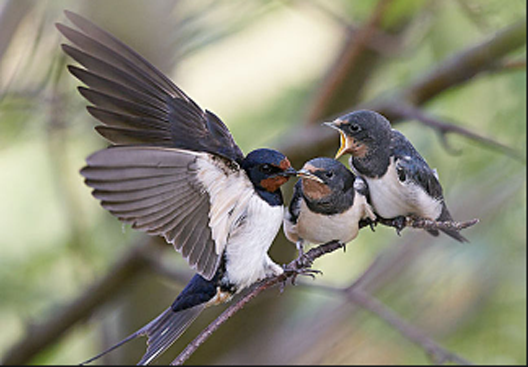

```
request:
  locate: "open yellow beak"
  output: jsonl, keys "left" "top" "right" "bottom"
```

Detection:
{"left": 335, "top": 131, "right": 349, "bottom": 159}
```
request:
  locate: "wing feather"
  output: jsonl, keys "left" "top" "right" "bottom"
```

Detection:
{"left": 57, "top": 12, "right": 244, "bottom": 163}
{"left": 81, "top": 146, "right": 253, "bottom": 280}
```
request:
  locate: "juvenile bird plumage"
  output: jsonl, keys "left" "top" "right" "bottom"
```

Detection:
{"left": 325, "top": 109, "right": 468, "bottom": 242}
{"left": 284, "top": 157, "right": 375, "bottom": 256}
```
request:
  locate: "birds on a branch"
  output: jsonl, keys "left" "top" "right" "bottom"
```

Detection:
{"left": 324, "top": 110, "right": 468, "bottom": 243}
{"left": 57, "top": 10, "right": 470, "bottom": 365}
{"left": 283, "top": 157, "right": 376, "bottom": 258}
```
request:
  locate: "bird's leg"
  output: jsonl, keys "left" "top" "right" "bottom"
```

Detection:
{"left": 283, "top": 241, "right": 324, "bottom": 285}
{"left": 296, "top": 240, "right": 305, "bottom": 258}
{"left": 358, "top": 217, "right": 378, "bottom": 232}
{"left": 390, "top": 215, "right": 407, "bottom": 236}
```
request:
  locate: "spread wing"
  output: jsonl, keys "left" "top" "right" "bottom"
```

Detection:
{"left": 56, "top": 10, "right": 244, "bottom": 163}
{"left": 390, "top": 130, "right": 444, "bottom": 200}
{"left": 80, "top": 146, "right": 255, "bottom": 280}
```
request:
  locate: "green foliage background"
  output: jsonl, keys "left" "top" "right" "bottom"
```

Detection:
{"left": 0, "top": 0, "right": 525, "bottom": 364}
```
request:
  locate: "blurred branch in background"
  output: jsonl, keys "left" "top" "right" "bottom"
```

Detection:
{"left": 1, "top": 238, "right": 160, "bottom": 365}
{"left": 0, "top": 0, "right": 36, "bottom": 69}
{"left": 278, "top": 17, "right": 526, "bottom": 167}
{"left": 0, "top": 0, "right": 525, "bottom": 365}
{"left": 386, "top": 102, "right": 525, "bottom": 162}
{"left": 300, "top": 284, "right": 472, "bottom": 365}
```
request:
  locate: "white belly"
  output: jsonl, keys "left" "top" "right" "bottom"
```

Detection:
{"left": 224, "top": 195, "right": 284, "bottom": 290}
{"left": 293, "top": 195, "right": 368, "bottom": 245}
{"left": 365, "top": 163, "right": 442, "bottom": 220}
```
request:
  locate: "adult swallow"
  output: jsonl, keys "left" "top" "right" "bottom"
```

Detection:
{"left": 57, "top": 11, "right": 296, "bottom": 365}
{"left": 283, "top": 157, "right": 375, "bottom": 256}
{"left": 325, "top": 109, "right": 468, "bottom": 243}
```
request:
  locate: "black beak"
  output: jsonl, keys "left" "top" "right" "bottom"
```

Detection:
{"left": 280, "top": 167, "right": 297, "bottom": 177}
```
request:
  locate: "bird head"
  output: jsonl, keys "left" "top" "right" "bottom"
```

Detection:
{"left": 324, "top": 110, "right": 392, "bottom": 159}
{"left": 297, "top": 157, "right": 355, "bottom": 202}
{"left": 242, "top": 149, "right": 296, "bottom": 193}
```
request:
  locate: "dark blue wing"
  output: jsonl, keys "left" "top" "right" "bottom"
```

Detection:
{"left": 390, "top": 130, "right": 468, "bottom": 242}
{"left": 390, "top": 130, "right": 443, "bottom": 200}
{"left": 57, "top": 11, "right": 244, "bottom": 164}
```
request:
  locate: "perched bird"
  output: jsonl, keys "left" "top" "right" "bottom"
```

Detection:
{"left": 283, "top": 157, "right": 375, "bottom": 256}
{"left": 57, "top": 11, "right": 297, "bottom": 365}
{"left": 324, "top": 109, "right": 468, "bottom": 242}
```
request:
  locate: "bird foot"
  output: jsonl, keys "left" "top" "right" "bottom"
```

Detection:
{"left": 287, "top": 267, "right": 323, "bottom": 286}
{"left": 390, "top": 216, "right": 407, "bottom": 236}
{"left": 359, "top": 217, "right": 377, "bottom": 232}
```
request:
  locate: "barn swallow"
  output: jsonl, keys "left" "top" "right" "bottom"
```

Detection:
{"left": 57, "top": 11, "right": 296, "bottom": 365}
{"left": 324, "top": 109, "right": 468, "bottom": 242}
{"left": 283, "top": 157, "right": 376, "bottom": 257}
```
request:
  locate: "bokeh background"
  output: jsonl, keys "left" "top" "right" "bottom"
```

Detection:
{"left": 0, "top": 0, "right": 525, "bottom": 365}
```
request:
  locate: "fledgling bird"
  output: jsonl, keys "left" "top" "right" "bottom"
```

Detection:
{"left": 324, "top": 109, "right": 468, "bottom": 242}
{"left": 283, "top": 157, "right": 376, "bottom": 257}
{"left": 57, "top": 11, "right": 297, "bottom": 365}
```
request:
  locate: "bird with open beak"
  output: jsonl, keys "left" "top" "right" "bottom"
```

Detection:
{"left": 283, "top": 157, "right": 375, "bottom": 257}
{"left": 324, "top": 109, "right": 468, "bottom": 242}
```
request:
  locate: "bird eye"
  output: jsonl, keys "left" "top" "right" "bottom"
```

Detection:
{"left": 260, "top": 164, "right": 273, "bottom": 174}
{"left": 349, "top": 124, "right": 361, "bottom": 133}
{"left": 325, "top": 171, "right": 334, "bottom": 179}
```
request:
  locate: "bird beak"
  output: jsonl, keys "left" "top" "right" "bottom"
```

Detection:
{"left": 335, "top": 131, "right": 349, "bottom": 159}
{"left": 297, "top": 169, "right": 324, "bottom": 183}
{"left": 323, "top": 120, "right": 348, "bottom": 159}
{"left": 280, "top": 166, "right": 297, "bottom": 177}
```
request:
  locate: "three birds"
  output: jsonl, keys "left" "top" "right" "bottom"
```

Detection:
{"left": 58, "top": 11, "right": 467, "bottom": 365}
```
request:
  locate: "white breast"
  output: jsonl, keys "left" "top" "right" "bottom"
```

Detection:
{"left": 365, "top": 159, "right": 442, "bottom": 220}
{"left": 293, "top": 193, "right": 372, "bottom": 246}
{"left": 224, "top": 195, "right": 284, "bottom": 290}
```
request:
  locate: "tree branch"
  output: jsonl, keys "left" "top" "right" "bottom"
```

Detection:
{"left": 346, "top": 290, "right": 472, "bottom": 365}
{"left": 0, "top": 238, "right": 161, "bottom": 365}
{"left": 383, "top": 102, "right": 525, "bottom": 162}
{"left": 170, "top": 240, "right": 344, "bottom": 365}
{"left": 278, "top": 18, "right": 527, "bottom": 167}
{"left": 170, "top": 210, "right": 477, "bottom": 366}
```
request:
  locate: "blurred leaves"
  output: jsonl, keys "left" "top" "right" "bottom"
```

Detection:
{"left": 0, "top": 0, "right": 525, "bottom": 365}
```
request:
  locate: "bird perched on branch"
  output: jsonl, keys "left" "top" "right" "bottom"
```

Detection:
{"left": 57, "top": 10, "right": 297, "bottom": 365}
{"left": 324, "top": 110, "right": 468, "bottom": 242}
{"left": 283, "top": 157, "right": 376, "bottom": 260}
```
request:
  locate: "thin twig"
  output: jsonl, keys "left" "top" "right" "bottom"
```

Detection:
{"left": 170, "top": 241, "right": 344, "bottom": 365}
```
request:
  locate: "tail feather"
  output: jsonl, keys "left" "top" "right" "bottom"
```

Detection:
{"left": 80, "top": 329, "right": 143, "bottom": 365}
{"left": 439, "top": 227, "right": 469, "bottom": 243}
{"left": 435, "top": 203, "right": 469, "bottom": 243}
{"left": 138, "top": 305, "right": 205, "bottom": 365}
{"left": 80, "top": 305, "right": 205, "bottom": 365}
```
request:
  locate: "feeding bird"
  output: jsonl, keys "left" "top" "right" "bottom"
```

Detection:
{"left": 324, "top": 109, "right": 468, "bottom": 242}
{"left": 283, "top": 157, "right": 375, "bottom": 257}
{"left": 57, "top": 10, "right": 297, "bottom": 365}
